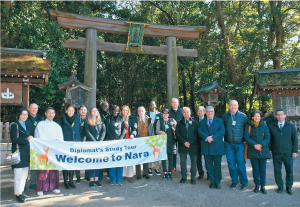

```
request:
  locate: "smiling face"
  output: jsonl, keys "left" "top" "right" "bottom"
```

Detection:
{"left": 162, "top": 112, "right": 169, "bottom": 119}
{"left": 66, "top": 106, "right": 75, "bottom": 117}
{"left": 112, "top": 107, "right": 120, "bottom": 117}
{"left": 206, "top": 109, "right": 215, "bottom": 119}
{"left": 138, "top": 107, "right": 145, "bottom": 117}
{"left": 91, "top": 108, "right": 98, "bottom": 117}
{"left": 28, "top": 104, "right": 38, "bottom": 117}
{"left": 229, "top": 100, "right": 239, "bottom": 114}
{"left": 149, "top": 101, "right": 156, "bottom": 112}
{"left": 101, "top": 102, "right": 109, "bottom": 112}
{"left": 171, "top": 99, "right": 178, "bottom": 110}
{"left": 252, "top": 113, "right": 261, "bottom": 124}
{"left": 79, "top": 106, "right": 87, "bottom": 117}
{"left": 275, "top": 110, "right": 286, "bottom": 123}
{"left": 182, "top": 108, "right": 191, "bottom": 119}
{"left": 45, "top": 109, "right": 55, "bottom": 121}
{"left": 122, "top": 106, "right": 129, "bottom": 117}
{"left": 197, "top": 108, "right": 205, "bottom": 118}
{"left": 19, "top": 110, "right": 28, "bottom": 123}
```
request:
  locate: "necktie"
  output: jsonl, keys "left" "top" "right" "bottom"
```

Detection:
{"left": 208, "top": 119, "right": 211, "bottom": 130}
{"left": 280, "top": 123, "right": 283, "bottom": 130}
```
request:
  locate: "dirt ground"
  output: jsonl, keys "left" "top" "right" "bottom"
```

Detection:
{"left": 1, "top": 154, "right": 300, "bottom": 207}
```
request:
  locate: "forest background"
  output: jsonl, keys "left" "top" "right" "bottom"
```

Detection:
{"left": 1, "top": 1, "right": 300, "bottom": 121}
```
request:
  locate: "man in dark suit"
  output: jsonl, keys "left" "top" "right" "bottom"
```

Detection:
{"left": 193, "top": 106, "right": 207, "bottom": 180}
{"left": 175, "top": 107, "right": 199, "bottom": 184}
{"left": 198, "top": 106, "right": 225, "bottom": 189}
{"left": 269, "top": 109, "right": 298, "bottom": 195}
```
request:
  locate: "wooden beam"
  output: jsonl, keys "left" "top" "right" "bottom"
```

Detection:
{"left": 49, "top": 10, "right": 206, "bottom": 40}
{"left": 63, "top": 38, "right": 198, "bottom": 57}
{"left": 1, "top": 77, "right": 45, "bottom": 84}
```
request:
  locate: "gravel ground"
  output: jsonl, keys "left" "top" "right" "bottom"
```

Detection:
{"left": 1, "top": 153, "right": 299, "bottom": 207}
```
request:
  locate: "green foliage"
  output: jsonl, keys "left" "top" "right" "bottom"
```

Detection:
{"left": 30, "top": 148, "right": 56, "bottom": 170}
{"left": 145, "top": 135, "right": 167, "bottom": 149}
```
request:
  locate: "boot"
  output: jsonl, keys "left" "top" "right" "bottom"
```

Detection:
{"left": 63, "top": 170, "right": 70, "bottom": 189}
{"left": 69, "top": 170, "right": 76, "bottom": 188}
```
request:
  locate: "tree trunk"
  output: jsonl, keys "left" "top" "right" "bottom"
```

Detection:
{"left": 270, "top": 1, "right": 282, "bottom": 69}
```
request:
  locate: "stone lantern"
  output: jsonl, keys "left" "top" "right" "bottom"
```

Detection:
{"left": 194, "top": 81, "right": 228, "bottom": 106}
{"left": 57, "top": 75, "right": 92, "bottom": 108}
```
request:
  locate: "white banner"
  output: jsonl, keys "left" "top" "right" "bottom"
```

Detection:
{"left": 30, "top": 135, "right": 167, "bottom": 170}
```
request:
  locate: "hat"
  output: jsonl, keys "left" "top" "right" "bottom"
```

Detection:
{"left": 162, "top": 108, "right": 169, "bottom": 113}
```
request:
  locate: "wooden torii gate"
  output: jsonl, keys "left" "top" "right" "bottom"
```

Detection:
{"left": 49, "top": 10, "right": 206, "bottom": 108}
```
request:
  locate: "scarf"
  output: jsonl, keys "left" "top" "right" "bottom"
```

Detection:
{"left": 251, "top": 120, "right": 259, "bottom": 127}
{"left": 65, "top": 113, "right": 76, "bottom": 125}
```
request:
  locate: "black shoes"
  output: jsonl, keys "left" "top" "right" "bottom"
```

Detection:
{"left": 64, "top": 181, "right": 70, "bottom": 189}
{"left": 287, "top": 188, "right": 293, "bottom": 195}
{"left": 143, "top": 174, "right": 150, "bottom": 179}
{"left": 241, "top": 184, "right": 247, "bottom": 191}
{"left": 22, "top": 193, "right": 31, "bottom": 198}
{"left": 89, "top": 181, "right": 95, "bottom": 187}
{"left": 168, "top": 174, "right": 173, "bottom": 180}
{"left": 198, "top": 172, "right": 204, "bottom": 180}
{"left": 215, "top": 183, "right": 221, "bottom": 189}
{"left": 148, "top": 168, "right": 153, "bottom": 175}
{"left": 94, "top": 180, "right": 101, "bottom": 187}
{"left": 191, "top": 179, "right": 196, "bottom": 185}
{"left": 261, "top": 186, "right": 267, "bottom": 194}
{"left": 230, "top": 183, "right": 237, "bottom": 189}
{"left": 253, "top": 185, "right": 259, "bottom": 193}
{"left": 16, "top": 194, "right": 25, "bottom": 203}
{"left": 180, "top": 178, "right": 187, "bottom": 183}
{"left": 69, "top": 181, "right": 76, "bottom": 188}
{"left": 277, "top": 187, "right": 283, "bottom": 193}
{"left": 164, "top": 173, "right": 169, "bottom": 180}
{"left": 137, "top": 176, "right": 141, "bottom": 180}
{"left": 154, "top": 169, "right": 161, "bottom": 175}
{"left": 209, "top": 183, "right": 215, "bottom": 189}
{"left": 76, "top": 177, "right": 81, "bottom": 184}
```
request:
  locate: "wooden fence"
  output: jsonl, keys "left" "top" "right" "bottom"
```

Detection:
{"left": 0, "top": 122, "right": 15, "bottom": 141}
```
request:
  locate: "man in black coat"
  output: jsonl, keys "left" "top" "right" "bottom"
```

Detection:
{"left": 146, "top": 101, "right": 161, "bottom": 175}
{"left": 269, "top": 109, "right": 298, "bottom": 195}
{"left": 175, "top": 107, "right": 199, "bottom": 184}
{"left": 169, "top": 98, "right": 183, "bottom": 173}
{"left": 193, "top": 106, "right": 207, "bottom": 180}
{"left": 25, "top": 103, "right": 43, "bottom": 190}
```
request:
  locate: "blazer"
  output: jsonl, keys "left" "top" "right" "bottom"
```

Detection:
{"left": 175, "top": 117, "right": 199, "bottom": 155}
{"left": 10, "top": 122, "right": 31, "bottom": 168}
{"left": 198, "top": 116, "right": 225, "bottom": 155}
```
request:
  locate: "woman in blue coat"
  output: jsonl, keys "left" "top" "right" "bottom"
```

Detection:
{"left": 244, "top": 110, "right": 271, "bottom": 194}
{"left": 59, "top": 104, "right": 82, "bottom": 189}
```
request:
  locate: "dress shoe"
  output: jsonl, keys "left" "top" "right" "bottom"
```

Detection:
{"left": 180, "top": 178, "right": 187, "bottom": 183}
{"left": 215, "top": 183, "right": 221, "bottom": 189}
{"left": 191, "top": 179, "right": 196, "bottom": 185}
{"left": 230, "top": 183, "right": 237, "bottom": 189}
{"left": 261, "top": 186, "right": 267, "bottom": 194}
{"left": 16, "top": 195, "right": 25, "bottom": 203}
{"left": 168, "top": 174, "right": 173, "bottom": 180}
{"left": 209, "top": 183, "right": 215, "bottom": 189}
{"left": 22, "top": 193, "right": 31, "bottom": 198}
{"left": 164, "top": 173, "right": 169, "bottom": 180}
{"left": 253, "top": 185, "right": 259, "bottom": 193}
{"left": 287, "top": 188, "right": 293, "bottom": 195}
{"left": 143, "top": 174, "right": 150, "bottom": 179}
{"left": 277, "top": 187, "right": 283, "bottom": 193}
{"left": 76, "top": 177, "right": 81, "bottom": 184}
{"left": 198, "top": 172, "right": 204, "bottom": 180}
{"left": 137, "top": 176, "right": 142, "bottom": 180}
{"left": 69, "top": 181, "right": 76, "bottom": 188}
{"left": 241, "top": 184, "right": 247, "bottom": 191}
{"left": 64, "top": 181, "right": 70, "bottom": 189}
{"left": 29, "top": 184, "right": 37, "bottom": 190}
{"left": 128, "top": 177, "right": 133, "bottom": 183}
{"left": 85, "top": 177, "right": 90, "bottom": 182}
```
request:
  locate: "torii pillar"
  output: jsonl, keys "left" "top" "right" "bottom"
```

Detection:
{"left": 49, "top": 10, "right": 206, "bottom": 108}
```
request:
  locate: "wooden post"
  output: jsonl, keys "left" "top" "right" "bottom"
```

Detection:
{"left": 166, "top": 36, "right": 179, "bottom": 108}
{"left": 84, "top": 28, "right": 97, "bottom": 109}
{"left": 0, "top": 122, "right": 3, "bottom": 140}
{"left": 22, "top": 83, "right": 29, "bottom": 108}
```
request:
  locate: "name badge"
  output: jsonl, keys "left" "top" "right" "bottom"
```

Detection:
{"left": 114, "top": 123, "right": 118, "bottom": 127}
{"left": 34, "top": 121, "right": 37, "bottom": 126}
{"left": 81, "top": 122, "right": 84, "bottom": 126}
{"left": 71, "top": 122, "right": 75, "bottom": 127}
{"left": 232, "top": 121, "right": 236, "bottom": 126}
{"left": 156, "top": 117, "right": 159, "bottom": 119}
{"left": 165, "top": 125, "right": 169, "bottom": 130}
{"left": 189, "top": 121, "right": 192, "bottom": 124}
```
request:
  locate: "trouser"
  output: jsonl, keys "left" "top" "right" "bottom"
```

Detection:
{"left": 197, "top": 144, "right": 205, "bottom": 175}
{"left": 273, "top": 153, "right": 293, "bottom": 188}
{"left": 14, "top": 167, "right": 29, "bottom": 195}
{"left": 180, "top": 153, "right": 197, "bottom": 180}
{"left": 162, "top": 154, "right": 173, "bottom": 173}
{"left": 75, "top": 170, "right": 80, "bottom": 179}
{"left": 173, "top": 142, "right": 177, "bottom": 168}
{"left": 123, "top": 166, "right": 134, "bottom": 177}
{"left": 149, "top": 161, "right": 159, "bottom": 169}
{"left": 85, "top": 170, "right": 90, "bottom": 179}
{"left": 205, "top": 155, "right": 222, "bottom": 184}
{"left": 63, "top": 170, "right": 75, "bottom": 183}
{"left": 224, "top": 142, "right": 248, "bottom": 185}
{"left": 109, "top": 167, "right": 123, "bottom": 182}
{"left": 136, "top": 163, "right": 149, "bottom": 176}
{"left": 250, "top": 158, "right": 267, "bottom": 187}
{"left": 99, "top": 168, "right": 109, "bottom": 180}
{"left": 89, "top": 169, "right": 100, "bottom": 178}
{"left": 29, "top": 170, "right": 37, "bottom": 185}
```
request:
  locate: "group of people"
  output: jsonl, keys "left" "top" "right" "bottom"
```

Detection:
{"left": 10, "top": 98, "right": 298, "bottom": 203}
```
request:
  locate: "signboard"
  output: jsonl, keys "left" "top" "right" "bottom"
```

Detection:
{"left": 0, "top": 83, "right": 22, "bottom": 105}
{"left": 125, "top": 22, "right": 149, "bottom": 51}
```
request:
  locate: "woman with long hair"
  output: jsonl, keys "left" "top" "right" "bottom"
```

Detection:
{"left": 84, "top": 108, "right": 106, "bottom": 187}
